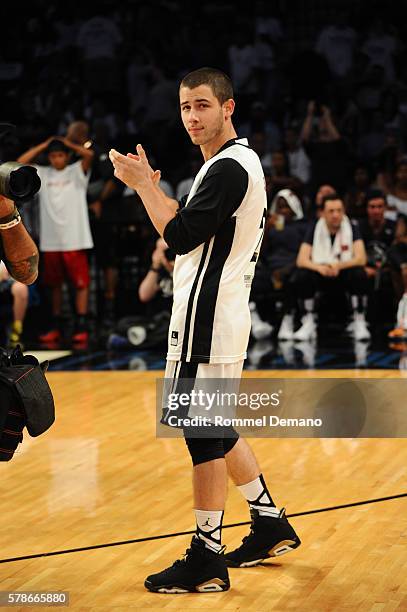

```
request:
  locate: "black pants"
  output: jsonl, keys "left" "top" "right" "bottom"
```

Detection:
{"left": 292, "top": 266, "right": 369, "bottom": 300}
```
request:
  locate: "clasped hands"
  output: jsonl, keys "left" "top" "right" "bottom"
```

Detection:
{"left": 317, "top": 263, "right": 341, "bottom": 277}
{"left": 109, "top": 144, "right": 161, "bottom": 191}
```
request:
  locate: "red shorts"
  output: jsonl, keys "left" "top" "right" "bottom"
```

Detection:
{"left": 42, "top": 251, "right": 90, "bottom": 289}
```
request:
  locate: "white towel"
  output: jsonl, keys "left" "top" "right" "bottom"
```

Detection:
{"left": 311, "top": 216, "right": 353, "bottom": 264}
{"left": 269, "top": 189, "right": 304, "bottom": 220}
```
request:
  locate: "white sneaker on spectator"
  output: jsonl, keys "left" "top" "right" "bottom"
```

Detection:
{"left": 354, "top": 339, "right": 368, "bottom": 367}
{"left": 353, "top": 313, "right": 371, "bottom": 341}
{"left": 346, "top": 319, "right": 355, "bottom": 333}
{"left": 250, "top": 302, "right": 273, "bottom": 340}
{"left": 279, "top": 340, "right": 295, "bottom": 365}
{"left": 278, "top": 314, "right": 294, "bottom": 340}
{"left": 293, "top": 313, "right": 317, "bottom": 341}
{"left": 397, "top": 294, "right": 407, "bottom": 329}
{"left": 247, "top": 339, "right": 273, "bottom": 368}
{"left": 295, "top": 339, "right": 317, "bottom": 368}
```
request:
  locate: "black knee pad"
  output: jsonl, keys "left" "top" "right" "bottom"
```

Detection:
{"left": 184, "top": 436, "right": 225, "bottom": 466}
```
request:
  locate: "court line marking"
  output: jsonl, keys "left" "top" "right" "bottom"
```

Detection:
{"left": 1, "top": 492, "right": 406, "bottom": 565}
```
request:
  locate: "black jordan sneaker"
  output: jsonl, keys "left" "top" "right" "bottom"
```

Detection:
{"left": 225, "top": 508, "right": 301, "bottom": 568}
{"left": 144, "top": 536, "right": 230, "bottom": 593}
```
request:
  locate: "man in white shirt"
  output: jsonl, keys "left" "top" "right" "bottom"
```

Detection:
{"left": 18, "top": 137, "right": 94, "bottom": 345}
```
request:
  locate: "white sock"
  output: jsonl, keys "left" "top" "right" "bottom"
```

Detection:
{"left": 237, "top": 474, "right": 280, "bottom": 518}
{"left": 194, "top": 509, "right": 223, "bottom": 552}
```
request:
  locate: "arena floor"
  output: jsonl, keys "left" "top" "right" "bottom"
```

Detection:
{"left": 1, "top": 353, "right": 406, "bottom": 610}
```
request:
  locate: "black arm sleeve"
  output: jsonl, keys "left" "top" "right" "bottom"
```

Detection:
{"left": 164, "top": 158, "right": 249, "bottom": 255}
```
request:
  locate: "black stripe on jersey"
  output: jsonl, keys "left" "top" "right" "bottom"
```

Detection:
{"left": 260, "top": 207, "right": 267, "bottom": 229}
{"left": 181, "top": 242, "right": 210, "bottom": 361}
{"left": 189, "top": 216, "right": 237, "bottom": 363}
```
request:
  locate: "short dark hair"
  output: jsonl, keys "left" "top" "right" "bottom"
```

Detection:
{"left": 366, "top": 189, "right": 386, "bottom": 205}
{"left": 180, "top": 67, "right": 233, "bottom": 105}
{"left": 322, "top": 194, "right": 343, "bottom": 209}
{"left": 47, "top": 139, "right": 69, "bottom": 154}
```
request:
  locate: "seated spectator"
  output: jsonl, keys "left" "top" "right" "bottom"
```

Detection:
{"left": 301, "top": 101, "right": 351, "bottom": 196}
{"left": 262, "top": 190, "right": 307, "bottom": 340}
{"left": 267, "top": 150, "right": 303, "bottom": 200}
{"left": 312, "top": 184, "right": 337, "bottom": 219}
{"left": 175, "top": 151, "right": 202, "bottom": 201}
{"left": 138, "top": 238, "right": 174, "bottom": 313}
{"left": 284, "top": 126, "right": 311, "bottom": 185}
{"left": 0, "top": 262, "right": 29, "bottom": 348}
{"left": 345, "top": 164, "right": 374, "bottom": 220}
{"left": 387, "top": 216, "right": 407, "bottom": 338}
{"left": 358, "top": 190, "right": 395, "bottom": 283}
{"left": 386, "top": 160, "right": 407, "bottom": 217}
{"left": 294, "top": 195, "right": 370, "bottom": 341}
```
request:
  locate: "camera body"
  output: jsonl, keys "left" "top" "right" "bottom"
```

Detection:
{"left": 0, "top": 123, "right": 41, "bottom": 202}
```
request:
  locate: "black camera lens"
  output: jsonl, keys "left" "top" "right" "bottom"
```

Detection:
{"left": 0, "top": 162, "right": 41, "bottom": 201}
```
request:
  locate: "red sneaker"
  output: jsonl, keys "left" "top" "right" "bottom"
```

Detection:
{"left": 72, "top": 330, "right": 89, "bottom": 344}
{"left": 39, "top": 329, "right": 61, "bottom": 343}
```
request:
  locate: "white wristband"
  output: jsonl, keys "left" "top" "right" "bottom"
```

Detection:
{"left": 0, "top": 215, "right": 22, "bottom": 230}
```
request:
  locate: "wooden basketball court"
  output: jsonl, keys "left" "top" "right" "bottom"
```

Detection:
{"left": 1, "top": 369, "right": 406, "bottom": 610}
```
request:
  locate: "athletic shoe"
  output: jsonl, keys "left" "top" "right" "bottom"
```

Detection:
{"left": 278, "top": 314, "right": 294, "bottom": 340}
{"left": 295, "top": 339, "right": 316, "bottom": 367}
{"left": 250, "top": 303, "right": 273, "bottom": 340}
{"left": 388, "top": 327, "right": 407, "bottom": 340}
{"left": 145, "top": 536, "right": 230, "bottom": 593}
{"left": 39, "top": 329, "right": 61, "bottom": 343}
{"left": 72, "top": 330, "right": 89, "bottom": 344}
{"left": 225, "top": 508, "right": 301, "bottom": 568}
{"left": 293, "top": 313, "right": 316, "bottom": 341}
{"left": 353, "top": 313, "right": 370, "bottom": 341}
{"left": 396, "top": 294, "right": 407, "bottom": 329}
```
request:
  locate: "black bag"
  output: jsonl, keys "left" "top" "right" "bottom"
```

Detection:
{"left": 0, "top": 346, "right": 55, "bottom": 461}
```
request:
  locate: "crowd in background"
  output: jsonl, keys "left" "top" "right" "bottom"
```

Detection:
{"left": 2, "top": 0, "right": 407, "bottom": 350}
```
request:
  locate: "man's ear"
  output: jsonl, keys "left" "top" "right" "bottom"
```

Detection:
{"left": 224, "top": 98, "right": 235, "bottom": 120}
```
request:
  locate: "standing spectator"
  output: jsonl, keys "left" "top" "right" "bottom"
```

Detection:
{"left": 77, "top": 12, "right": 122, "bottom": 95}
{"left": 228, "top": 29, "right": 258, "bottom": 112}
{"left": 315, "top": 14, "right": 356, "bottom": 78}
{"left": 361, "top": 20, "right": 398, "bottom": 83}
{"left": 301, "top": 101, "right": 351, "bottom": 196}
{"left": 284, "top": 127, "right": 311, "bottom": 185}
{"left": 345, "top": 164, "right": 373, "bottom": 220}
{"left": 294, "top": 195, "right": 370, "bottom": 341}
{"left": 17, "top": 137, "right": 94, "bottom": 345}
{"left": 66, "top": 120, "right": 121, "bottom": 325}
